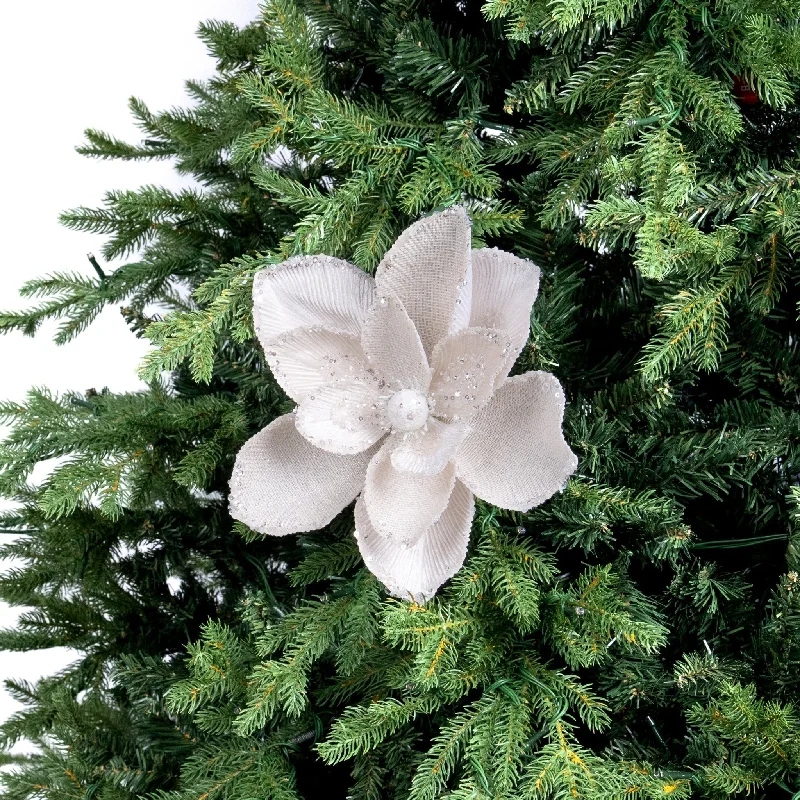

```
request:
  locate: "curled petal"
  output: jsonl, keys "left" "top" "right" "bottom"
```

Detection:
{"left": 361, "top": 292, "right": 430, "bottom": 392}
{"left": 295, "top": 378, "right": 386, "bottom": 454}
{"left": 363, "top": 439, "right": 456, "bottom": 546}
{"left": 253, "top": 256, "right": 375, "bottom": 349}
{"left": 390, "top": 418, "right": 467, "bottom": 476}
{"left": 264, "top": 326, "right": 369, "bottom": 402}
{"left": 455, "top": 371, "right": 577, "bottom": 511}
{"left": 355, "top": 480, "right": 474, "bottom": 602}
{"left": 469, "top": 248, "right": 540, "bottom": 378}
{"left": 375, "top": 207, "right": 471, "bottom": 357}
{"left": 428, "top": 328, "right": 509, "bottom": 423}
{"left": 229, "top": 415, "right": 376, "bottom": 535}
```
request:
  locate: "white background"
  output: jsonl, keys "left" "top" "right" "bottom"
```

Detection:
{"left": 0, "top": 0, "right": 259, "bottom": 742}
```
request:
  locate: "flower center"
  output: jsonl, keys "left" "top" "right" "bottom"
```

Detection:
{"left": 386, "top": 389, "right": 429, "bottom": 432}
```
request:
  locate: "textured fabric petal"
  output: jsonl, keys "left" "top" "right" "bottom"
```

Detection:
{"left": 361, "top": 292, "right": 430, "bottom": 392}
{"left": 375, "top": 206, "right": 471, "bottom": 357}
{"left": 295, "top": 378, "right": 386, "bottom": 455}
{"left": 469, "top": 248, "right": 540, "bottom": 378}
{"left": 428, "top": 328, "right": 510, "bottom": 423}
{"left": 264, "top": 326, "right": 370, "bottom": 402}
{"left": 229, "top": 414, "right": 376, "bottom": 535}
{"left": 253, "top": 256, "right": 375, "bottom": 349}
{"left": 455, "top": 371, "right": 577, "bottom": 511}
{"left": 390, "top": 418, "right": 467, "bottom": 476}
{"left": 355, "top": 480, "right": 474, "bottom": 601}
{"left": 363, "top": 439, "right": 456, "bottom": 546}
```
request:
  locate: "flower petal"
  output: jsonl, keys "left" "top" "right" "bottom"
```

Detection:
{"left": 428, "top": 328, "right": 510, "bottom": 423}
{"left": 361, "top": 293, "right": 430, "bottom": 391}
{"left": 295, "top": 378, "right": 386, "bottom": 455}
{"left": 229, "top": 414, "right": 377, "bottom": 535}
{"left": 355, "top": 480, "right": 474, "bottom": 601}
{"left": 375, "top": 206, "right": 471, "bottom": 357}
{"left": 264, "top": 326, "right": 370, "bottom": 402}
{"left": 469, "top": 248, "right": 540, "bottom": 378}
{"left": 390, "top": 418, "right": 467, "bottom": 476}
{"left": 363, "top": 439, "right": 456, "bottom": 546}
{"left": 253, "top": 256, "right": 375, "bottom": 348}
{"left": 455, "top": 371, "right": 577, "bottom": 511}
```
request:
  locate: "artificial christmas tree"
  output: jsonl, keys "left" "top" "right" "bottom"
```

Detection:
{"left": 2, "top": 1, "right": 800, "bottom": 798}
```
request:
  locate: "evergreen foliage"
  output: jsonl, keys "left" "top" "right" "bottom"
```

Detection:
{"left": 2, "top": 0, "right": 800, "bottom": 797}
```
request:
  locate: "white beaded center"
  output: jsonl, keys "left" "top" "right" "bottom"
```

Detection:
{"left": 387, "top": 389, "right": 429, "bottom": 432}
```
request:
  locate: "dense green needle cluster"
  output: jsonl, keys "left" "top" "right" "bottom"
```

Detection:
{"left": 1, "top": 0, "right": 800, "bottom": 797}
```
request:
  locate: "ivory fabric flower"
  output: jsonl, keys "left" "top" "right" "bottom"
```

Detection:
{"left": 229, "top": 207, "right": 577, "bottom": 600}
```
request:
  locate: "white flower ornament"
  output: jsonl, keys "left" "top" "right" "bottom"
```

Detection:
{"left": 230, "top": 207, "right": 577, "bottom": 601}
